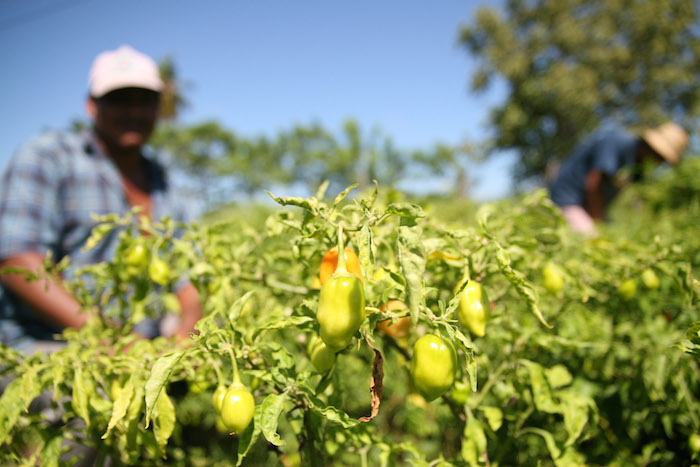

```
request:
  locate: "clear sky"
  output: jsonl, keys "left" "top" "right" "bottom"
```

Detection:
{"left": 0, "top": 0, "right": 515, "bottom": 201}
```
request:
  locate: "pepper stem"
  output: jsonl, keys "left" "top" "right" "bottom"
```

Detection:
{"left": 227, "top": 346, "right": 241, "bottom": 386}
{"left": 336, "top": 222, "right": 348, "bottom": 274}
{"left": 460, "top": 269, "right": 471, "bottom": 289}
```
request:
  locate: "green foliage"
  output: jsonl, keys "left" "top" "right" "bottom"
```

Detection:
{"left": 150, "top": 120, "right": 462, "bottom": 207}
{"left": 158, "top": 57, "right": 188, "bottom": 121}
{"left": 460, "top": 0, "right": 700, "bottom": 182}
{"left": 612, "top": 155, "right": 700, "bottom": 219}
{"left": 0, "top": 178, "right": 698, "bottom": 465}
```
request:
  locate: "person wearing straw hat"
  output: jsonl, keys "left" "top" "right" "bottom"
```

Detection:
{"left": 0, "top": 45, "right": 201, "bottom": 353}
{"left": 548, "top": 122, "right": 689, "bottom": 235}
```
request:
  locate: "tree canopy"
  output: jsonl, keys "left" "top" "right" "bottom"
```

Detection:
{"left": 150, "top": 119, "right": 460, "bottom": 206}
{"left": 158, "top": 57, "right": 189, "bottom": 120}
{"left": 459, "top": 0, "right": 700, "bottom": 183}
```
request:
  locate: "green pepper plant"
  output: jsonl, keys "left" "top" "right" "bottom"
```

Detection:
{"left": 0, "top": 169, "right": 698, "bottom": 466}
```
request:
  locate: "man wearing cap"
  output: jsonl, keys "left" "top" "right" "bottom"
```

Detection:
{"left": 548, "top": 122, "right": 689, "bottom": 235}
{"left": 0, "top": 45, "right": 201, "bottom": 352}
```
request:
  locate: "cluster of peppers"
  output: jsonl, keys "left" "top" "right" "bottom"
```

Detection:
{"left": 211, "top": 224, "right": 494, "bottom": 436}
{"left": 312, "top": 224, "right": 492, "bottom": 403}
{"left": 124, "top": 239, "right": 171, "bottom": 286}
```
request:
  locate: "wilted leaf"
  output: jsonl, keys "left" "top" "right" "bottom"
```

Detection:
{"left": 358, "top": 339, "right": 384, "bottom": 423}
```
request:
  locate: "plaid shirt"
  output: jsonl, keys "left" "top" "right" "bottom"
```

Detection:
{"left": 0, "top": 129, "right": 191, "bottom": 350}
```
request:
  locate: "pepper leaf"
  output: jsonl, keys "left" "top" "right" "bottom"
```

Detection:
{"left": 259, "top": 392, "right": 288, "bottom": 446}
{"left": 145, "top": 351, "right": 184, "bottom": 428}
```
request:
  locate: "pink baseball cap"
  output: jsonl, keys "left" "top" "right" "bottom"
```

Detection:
{"left": 88, "top": 45, "right": 163, "bottom": 98}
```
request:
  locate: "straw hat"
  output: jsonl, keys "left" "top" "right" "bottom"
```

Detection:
{"left": 641, "top": 122, "right": 689, "bottom": 165}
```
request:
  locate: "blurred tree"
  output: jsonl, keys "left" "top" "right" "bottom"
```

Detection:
{"left": 283, "top": 120, "right": 433, "bottom": 195}
{"left": 459, "top": 0, "right": 700, "bottom": 184}
{"left": 151, "top": 119, "right": 461, "bottom": 206}
{"left": 69, "top": 119, "right": 88, "bottom": 133}
{"left": 158, "top": 56, "right": 189, "bottom": 120}
{"left": 150, "top": 122, "right": 249, "bottom": 205}
{"left": 265, "top": 119, "right": 464, "bottom": 199}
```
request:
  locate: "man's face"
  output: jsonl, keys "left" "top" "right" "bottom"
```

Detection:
{"left": 87, "top": 88, "right": 160, "bottom": 150}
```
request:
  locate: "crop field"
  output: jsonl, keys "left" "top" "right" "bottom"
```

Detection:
{"left": 1, "top": 158, "right": 699, "bottom": 466}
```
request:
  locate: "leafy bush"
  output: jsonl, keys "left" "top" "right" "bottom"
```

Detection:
{"left": 1, "top": 179, "right": 698, "bottom": 466}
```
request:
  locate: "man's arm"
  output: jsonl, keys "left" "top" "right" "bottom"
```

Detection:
{"left": 0, "top": 252, "right": 87, "bottom": 330}
{"left": 583, "top": 169, "right": 606, "bottom": 221}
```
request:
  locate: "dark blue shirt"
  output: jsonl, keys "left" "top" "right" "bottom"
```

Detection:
{"left": 549, "top": 125, "right": 639, "bottom": 207}
{"left": 0, "top": 129, "right": 192, "bottom": 350}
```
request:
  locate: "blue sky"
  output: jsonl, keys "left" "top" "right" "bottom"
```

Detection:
{"left": 0, "top": 0, "right": 515, "bottom": 201}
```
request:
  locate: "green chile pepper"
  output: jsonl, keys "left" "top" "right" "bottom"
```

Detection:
{"left": 220, "top": 382, "right": 255, "bottom": 434}
{"left": 619, "top": 279, "right": 637, "bottom": 300}
{"left": 689, "top": 433, "right": 700, "bottom": 453}
{"left": 410, "top": 334, "right": 457, "bottom": 402}
{"left": 188, "top": 377, "right": 210, "bottom": 395}
{"left": 317, "top": 272, "right": 365, "bottom": 351}
{"left": 125, "top": 243, "right": 148, "bottom": 270}
{"left": 215, "top": 416, "right": 229, "bottom": 434}
{"left": 307, "top": 335, "right": 336, "bottom": 373}
{"left": 457, "top": 280, "right": 490, "bottom": 337}
{"left": 149, "top": 257, "right": 170, "bottom": 286}
{"left": 451, "top": 380, "right": 471, "bottom": 405}
{"left": 542, "top": 262, "right": 564, "bottom": 294}
{"left": 641, "top": 268, "right": 660, "bottom": 289}
{"left": 212, "top": 384, "right": 227, "bottom": 414}
{"left": 316, "top": 225, "right": 366, "bottom": 352}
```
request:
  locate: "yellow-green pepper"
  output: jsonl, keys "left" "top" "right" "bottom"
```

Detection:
{"left": 307, "top": 335, "right": 336, "bottom": 372}
{"left": 317, "top": 270, "right": 365, "bottom": 352}
{"left": 457, "top": 281, "right": 490, "bottom": 337}
{"left": 410, "top": 334, "right": 457, "bottom": 402}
